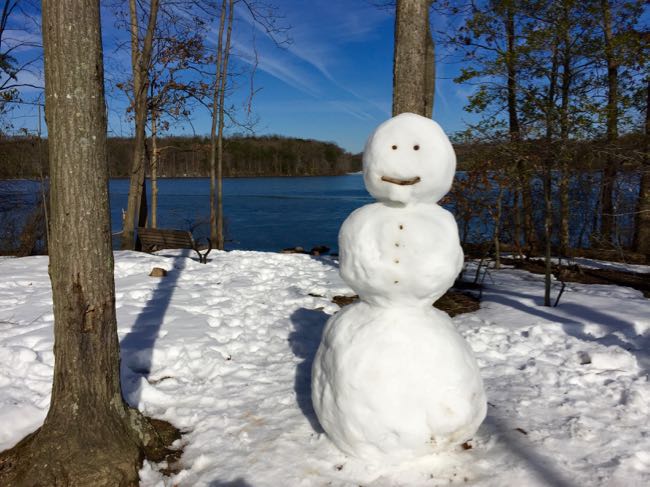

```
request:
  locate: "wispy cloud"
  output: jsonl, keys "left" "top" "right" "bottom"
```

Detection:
{"left": 233, "top": 0, "right": 391, "bottom": 118}
{"left": 232, "top": 38, "right": 321, "bottom": 98}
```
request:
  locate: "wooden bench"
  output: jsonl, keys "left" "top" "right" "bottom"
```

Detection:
{"left": 137, "top": 227, "right": 212, "bottom": 264}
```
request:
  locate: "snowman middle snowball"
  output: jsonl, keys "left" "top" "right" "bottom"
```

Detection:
{"left": 311, "top": 113, "right": 486, "bottom": 462}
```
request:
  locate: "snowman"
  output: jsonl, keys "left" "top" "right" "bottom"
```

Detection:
{"left": 311, "top": 113, "right": 486, "bottom": 462}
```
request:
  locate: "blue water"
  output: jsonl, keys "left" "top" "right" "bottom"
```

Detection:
{"left": 109, "top": 175, "right": 373, "bottom": 252}
{"left": 1, "top": 172, "right": 641, "bottom": 254}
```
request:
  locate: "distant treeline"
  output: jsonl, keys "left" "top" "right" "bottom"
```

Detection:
{"left": 2, "top": 132, "right": 646, "bottom": 180}
{"left": 0, "top": 135, "right": 361, "bottom": 179}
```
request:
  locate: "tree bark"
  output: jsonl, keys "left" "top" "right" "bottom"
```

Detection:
{"left": 121, "top": 0, "right": 159, "bottom": 250}
{"left": 151, "top": 102, "right": 158, "bottom": 228}
{"left": 423, "top": 19, "right": 435, "bottom": 118}
{"left": 503, "top": 2, "right": 533, "bottom": 255}
{"left": 0, "top": 1, "right": 169, "bottom": 484}
{"left": 216, "top": 0, "right": 235, "bottom": 250}
{"left": 543, "top": 33, "right": 560, "bottom": 307}
{"left": 634, "top": 76, "right": 650, "bottom": 260}
{"left": 392, "top": 0, "right": 434, "bottom": 116}
{"left": 210, "top": 0, "right": 228, "bottom": 245}
{"left": 493, "top": 184, "right": 504, "bottom": 269}
{"left": 558, "top": 1, "right": 572, "bottom": 256}
{"left": 505, "top": 3, "right": 520, "bottom": 141}
{"left": 599, "top": 0, "right": 619, "bottom": 245}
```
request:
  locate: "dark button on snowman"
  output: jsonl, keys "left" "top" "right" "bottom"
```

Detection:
{"left": 311, "top": 113, "right": 486, "bottom": 462}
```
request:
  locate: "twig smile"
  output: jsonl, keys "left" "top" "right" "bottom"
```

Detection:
{"left": 380, "top": 175, "right": 421, "bottom": 186}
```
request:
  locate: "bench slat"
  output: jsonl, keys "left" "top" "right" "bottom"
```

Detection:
{"left": 136, "top": 227, "right": 212, "bottom": 264}
{"left": 141, "top": 236, "right": 193, "bottom": 246}
{"left": 137, "top": 228, "right": 194, "bottom": 249}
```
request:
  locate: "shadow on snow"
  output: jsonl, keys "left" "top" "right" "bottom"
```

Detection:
{"left": 288, "top": 307, "right": 329, "bottom": 433}
{"left": 484, "top": 288, "right": 650, "bottom": 373}
{"left": 119, "top": 251, "right": 190, "bottom": 406}
{"left": 482, "top": 412, "right": 576, "bottom": 487}
{"left": 208, "top": 478, "right": 255, "bottom": 487}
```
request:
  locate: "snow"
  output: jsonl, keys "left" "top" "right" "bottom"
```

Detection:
{"left": 338, "top": 202, "right": 464, "bottom": 307}
{"left": 313, "top": 112, "right": 485, "bottom": 462}
{"left": 362, "top": 113, "right": 456, "bottom": 205}
{"left": 312, "top": 303, "right": 486, "bottom": 461}
{"left": 0, "top": 250, "right": 649, "bottom": 486}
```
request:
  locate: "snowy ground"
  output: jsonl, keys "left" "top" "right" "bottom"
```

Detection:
{"left": 0, "top": 250, "right": 649, "bottom": 486}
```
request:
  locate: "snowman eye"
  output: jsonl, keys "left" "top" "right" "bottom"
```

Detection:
{"left": 413, "top": 145, "right": 420, "bottom": 151}
{"left": 391, "top": 145, "right": 398, "bottom": 150}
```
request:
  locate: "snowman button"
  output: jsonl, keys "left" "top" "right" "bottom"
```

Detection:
{"left": 399, "top": 224, "right": 404, "bottom": 230}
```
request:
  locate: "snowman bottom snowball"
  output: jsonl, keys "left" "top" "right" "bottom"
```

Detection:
{"left": 311, "top": 301, "right": 487, "bottom": 462}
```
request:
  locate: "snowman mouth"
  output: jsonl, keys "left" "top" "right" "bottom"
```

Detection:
{"left": 380, "top": 175, "right": 421, "bottom": 186}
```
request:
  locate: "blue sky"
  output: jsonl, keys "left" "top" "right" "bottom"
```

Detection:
{"left": 5, "top": 1, "right": 476, "bottom": 154}
{"left": 209, "top": 0, "right": 475, "bottom": 153}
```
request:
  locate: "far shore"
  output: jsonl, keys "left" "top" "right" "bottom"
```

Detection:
{"left": 0, "top": 173, "right": 362, "bottom": 182}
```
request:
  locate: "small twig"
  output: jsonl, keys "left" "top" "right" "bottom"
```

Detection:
{"left": 553, "top": 281, "right": 566, "bottom": 307}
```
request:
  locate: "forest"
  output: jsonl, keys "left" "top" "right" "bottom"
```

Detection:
{"left": 0, "top": 134, "right": 361, "bottom": 178}
{"left": 1, "top": 130, "right": 643, "bottom": 179}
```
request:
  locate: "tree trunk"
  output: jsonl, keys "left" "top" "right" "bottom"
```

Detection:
{"left": 634, "top": 76, "right": 650, "bottom": 261}
{"left": 151, "top": 105, "right": 158, "bottom": 228}
{"left": 599, "top": 0, "right": 618, "bottom": 245}
{"left": 504, "top": 3, "right": 531, "bottom": 256}
{"left": 210, "top": 0, "right": 228, "bottom": 245}
{"left": 493, "top": 4, "right": 512, "bottom": 269}
{"left": 558, "top": 3, "right": 572, "bottom": 256}
{"left": 0, "top": 1, "right": 170, "bottom": 484}
{"left": 505, "top": 4, "right": 520, "bottom": 141}
{"left": 216, "top": 0, "right": 235, "bottom": 250}
{"left": 543, "top": 33, "right": 560, "bottom": 307}
{"left": 121, "top": 0, "right": 159, "bottom": 250}
{"left": 493, "top": 184, "right": 504, "bottom": 269}
{"left": 392, "top": 0, "right": 433, "bottom": 116}
{"left": 423, "top": 19, "right": 435, "bottom": 118}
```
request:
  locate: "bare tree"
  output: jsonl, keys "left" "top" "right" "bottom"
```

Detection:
{"left": 634, "top": 75, "right": 650, "bottom": 260}
{"left": 0, "top": 0, "right": 42, "bottom": 133}
{"left": 0, "top": 0, "right": 172, "bottom": 484}
{"left": 208, "top": 0, "right": 290, "bottom": 249}
{"left": 209, "top": 0, "right": 232, "bottom": 249}
{"left": 121, "top": 0, "right": 159, "bottom": 250}
{"left": 148, "top": 30, "right": 207, "bottom": 228}
{"left": 599, "top": 0, "right": 619, "bottom": 244}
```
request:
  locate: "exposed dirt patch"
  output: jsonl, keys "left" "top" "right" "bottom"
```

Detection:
{"left": 435, "top": 291, "right": 481, "bottom": 317}
{"left": 332, "top": 290, "right": 480, "bottom": 317}
{"left": 146, "top": 418, "right": 184, "bottom": 475}
{"left": 0, "top": 416, "right": 184, "bottom": 485}
{"left": 462, "top": 242, "right": 647, "bottom": 265}
{"left": 331, "top": 295, "right": 358, "bottom": 307}
{"left": 569, "top": 248, "right": 647, "bottom": 265}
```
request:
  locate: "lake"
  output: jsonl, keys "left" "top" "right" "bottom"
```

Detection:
{"left": 0, "top": 172, "right": 641, "bottom": 254}
{"left": 109, "top": 175, "right": 372, "bottom": 252}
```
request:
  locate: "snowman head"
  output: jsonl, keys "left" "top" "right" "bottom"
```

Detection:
{"left": 362, "top": 113, "right": 456, "bottom": 205}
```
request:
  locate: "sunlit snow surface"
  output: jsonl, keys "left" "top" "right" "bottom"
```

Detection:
{"left": 0, "top": 250, "right": 649, "bottom": 486}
